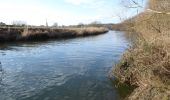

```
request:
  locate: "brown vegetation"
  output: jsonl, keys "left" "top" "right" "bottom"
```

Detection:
{"left": 0, "top": 27, "right": 108, "bottom": 42}
{"left": 112, "top": 0, "right": 170, "bottom": 99}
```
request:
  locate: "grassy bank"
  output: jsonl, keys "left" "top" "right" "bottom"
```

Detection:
{"left": 0, "top": 27, "right": 108, "bottom": 42}
{"left": 112, "top": 0, "right": 170, "bottom": 100}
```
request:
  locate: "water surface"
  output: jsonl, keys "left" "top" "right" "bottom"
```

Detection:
{"left": 0, "top": 31, "right": 129, "bottom": 100}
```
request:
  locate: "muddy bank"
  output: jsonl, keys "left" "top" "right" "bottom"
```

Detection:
{"left": 0, "top": 27, "right": 108, "bottom": 42}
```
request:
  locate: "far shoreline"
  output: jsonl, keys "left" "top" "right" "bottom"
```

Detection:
{"left": 0, "top": 27, "right": 109, "bottom": 42}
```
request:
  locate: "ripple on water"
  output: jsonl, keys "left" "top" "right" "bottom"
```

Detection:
{"left": 0, "top": 31, "right": 130, "bottom": 100}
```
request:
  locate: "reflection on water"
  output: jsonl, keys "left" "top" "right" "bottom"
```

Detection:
{"left": 0, "top": 62, "right": 2, "bottom": 84}
{"left": 0, "top": 31, "right": 129, "bottom": 100}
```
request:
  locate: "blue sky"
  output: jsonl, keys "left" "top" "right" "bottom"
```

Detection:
{"left": 0, "top": 0, "right": 146, "bottom": 26}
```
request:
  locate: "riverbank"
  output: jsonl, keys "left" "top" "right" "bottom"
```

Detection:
{"left": 111, "top": 1, "right": 170, "bottom": 100}
{"left": 0, "top": 27, "right": 108, "bottom": 42}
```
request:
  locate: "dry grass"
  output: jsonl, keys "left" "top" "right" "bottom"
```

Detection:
{"left": 0, "top": 27, "right": 108, "bottom": 42}
{"left": 112, "top": 0, "right": 170, "bottom": 99}
{"left": 66, "top": 27, "right": 108, "bottom": 35}
{"left": 114, "top": 31, "right": 170, "bottom": 99}
{"left": 149, "top": 0, "right": 170, "bottom": 12}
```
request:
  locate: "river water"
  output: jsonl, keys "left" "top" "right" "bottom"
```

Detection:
{"left": 0, "top": 31, "right": 130, "bottom": 100}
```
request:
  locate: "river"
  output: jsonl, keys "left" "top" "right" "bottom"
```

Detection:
{"left": 0, "top": 31, "right": 130, "bottom": 100}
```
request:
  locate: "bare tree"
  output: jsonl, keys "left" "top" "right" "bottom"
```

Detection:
{"left": 121, "top": 0, "right": 144, "bottom": 8}
{"left": 88, "top": 21, "right": 102, "bottom": 27}
{"left": 0, "top": 22, "right": 6, "bottom": 26}
{"left": 114, "top": 0, "right": 145, "bottom": 23}
{"left": 52, "top": 22, "right": 58, "bottom": 28}
{"left": 77, "top": 23, "right": 85, "bottom": 28}
{"left": 12, "top": 20, "right": 27, "bottom": 26}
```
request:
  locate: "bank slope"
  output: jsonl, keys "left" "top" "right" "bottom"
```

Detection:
{"left": 112, "top": 1, "right": 170, "bottom": 100}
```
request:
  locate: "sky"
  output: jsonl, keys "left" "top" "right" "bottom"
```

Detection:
{"left": 0, "top": 0, "right": 146, "bottom": 26}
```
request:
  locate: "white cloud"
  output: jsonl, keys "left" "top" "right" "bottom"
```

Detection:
{"left": 0, "top": 2, "right": 112, "bottom": 25}
{"left": 0, "top": 0, "right": 119, "bottom": 25}
{"left": 0, "top": 3, "right": 51, "bottom": 25}
{"left": 64, "top": 0, "right": 96, "bottom": 5}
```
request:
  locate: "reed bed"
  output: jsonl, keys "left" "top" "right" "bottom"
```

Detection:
{"left": 0, "top": 27, "right": 108, "bottom": 42}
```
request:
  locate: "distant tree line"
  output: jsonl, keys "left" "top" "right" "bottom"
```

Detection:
{"left": 12, "top": 20, "right": 27, "bottom": 27}
{"left": 0, "top": 20, "right": 112, "bottom": 29}
{"left": 0, "top": 20, "right": 27, "bottom": 27}
{"left": 0, "top": 22, "right": 6, "bottom": 26}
